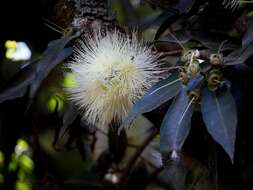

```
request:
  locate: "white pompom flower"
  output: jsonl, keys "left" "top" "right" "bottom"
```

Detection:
{"left": 66, "top": 30, "right": 163, "bottom": 127}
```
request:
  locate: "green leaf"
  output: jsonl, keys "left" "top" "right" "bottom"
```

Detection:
{"left": 201, "top": 87, "right": 237, "bottom": 162}
{"left": 160, "top": 87, "right": 193, "bottom": 155}
{"left": 119, "top": 71, "right": 182, "bottom": 133}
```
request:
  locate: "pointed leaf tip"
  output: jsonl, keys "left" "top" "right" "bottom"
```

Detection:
{"left": 160, "top": 88, "right": 193, "bottom": 155}
{"left": 201, "top": 87, "right": 237, "bottom": 162}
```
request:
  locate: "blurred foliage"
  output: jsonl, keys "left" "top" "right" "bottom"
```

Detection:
{"left": 0, "top": 139, "right": 34, "bottom": 190}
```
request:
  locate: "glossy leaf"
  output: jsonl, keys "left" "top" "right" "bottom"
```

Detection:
{"left": 119, "top": 71, "right": 182, "bottom": 131}
{"left": 160, "top": 87, "right": 193, "bottom": 154}
{"left": 190, "top": 31, "right": 238, "bottom": 51}
{"left": 144, "top": 0, "right": 178, "bottom": 10}
{"left": 201, "top": 87, "right": 237, "bottom": 162}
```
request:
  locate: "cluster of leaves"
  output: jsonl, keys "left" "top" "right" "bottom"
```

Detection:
{"left": 121, "top": 49, "right": 238, "bottom": 162}
{"left": 120, "top": 0, "right": 253, "bottom": 164}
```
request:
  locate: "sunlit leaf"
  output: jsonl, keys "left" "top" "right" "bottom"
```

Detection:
{"left": 64, "top": 176, "right": 105, "bottom": 188}
{"left": 19, "top": 155, "right": 34, "bottom": 172}
{"left": 15, "top": 181, "right": 31, "bottom": 190}
{"left": 47, "top": 96, "right": 64, "bottom": 113}
{"left": 201, "top": 87, "right": 237, "bottom": 162}
{"left": 160, "top": 87, "right": 193, "bottom": 154}
{"left": 190, "top": 31, "right": 238, "bottom": 51}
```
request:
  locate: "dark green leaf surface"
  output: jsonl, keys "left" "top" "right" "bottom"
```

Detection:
{"left": 201, "top": 87, "right": 237, "bottom": 162}
{"left": 119, "top": 72, "right": 182, "bottom": 131}
{"left": 160, "top": 87, "right": 193, "bottom": 153}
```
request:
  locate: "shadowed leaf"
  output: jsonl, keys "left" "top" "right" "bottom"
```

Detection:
{"left": 187, "top": 74, "right": 204, "bottom": 90}
{"left": 108, "top": 125, "right": 127, "bottom": 164}
{"left": 0, "top": 63, "right": 37, "bottom": 103}
{"left": 224, "top": 43, "right": 253, "bottom": 65}
{"left": 58, "top": 103, "right": 79, "bottom": 141}
{"left": 0, "top": 33, "right": 79, "bottom": 108}
{"left": 174, "top": 0, "right": 195, "bottom": 14}
{"left": 242, "top": 21, "right": 253, "bottom": 47}
{"left": 27, "top": 46, "right": 73, "bottom": 109}
{"left": 154, "top": 13, "right": 179, "bottom": 40}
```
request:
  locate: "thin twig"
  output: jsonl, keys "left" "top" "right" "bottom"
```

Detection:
{"left": 117, "top": 127, "right": 159, "bottom": 189}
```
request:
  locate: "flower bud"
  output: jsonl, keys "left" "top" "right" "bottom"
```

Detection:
{"left": 210, "top": 53, "right": 223, "bottom": 65}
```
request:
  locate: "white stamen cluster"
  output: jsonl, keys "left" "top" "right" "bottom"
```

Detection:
{"left": 66, "top": 30, "right": 163, "bottom": 127}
